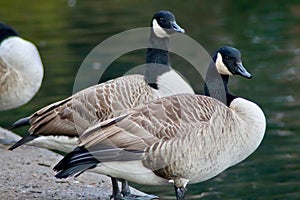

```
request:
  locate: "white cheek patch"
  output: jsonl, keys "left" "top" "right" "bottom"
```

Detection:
{"left": 215, "top": 52, "right": 233, "bottom": 75}
{"left": 152, "top": 19, "right": 169, "bottom": 38}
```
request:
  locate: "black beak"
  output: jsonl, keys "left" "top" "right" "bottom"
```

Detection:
{"left": 170, "top": 21, "right": 185, "bottom": 33}
{"left": 236, "top": 62, "right": 252, "bottom": 79}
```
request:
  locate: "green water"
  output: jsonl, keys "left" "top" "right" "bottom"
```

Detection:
{"left": 1, "top": 1, "right": 299, "bottom": 199}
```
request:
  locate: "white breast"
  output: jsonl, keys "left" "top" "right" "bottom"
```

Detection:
{"left": 229, "top": 97, "right": 266, "bottom": 160}
{"left": 156, "top": 70, "right": 194, "bottom": 98}
{"left": 187, "top": 97, "right": 266, "bottom": 184}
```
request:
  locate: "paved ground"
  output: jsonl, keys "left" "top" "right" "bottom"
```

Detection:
{"left": 0, "top": 127, "right": 148, "bottom": 200}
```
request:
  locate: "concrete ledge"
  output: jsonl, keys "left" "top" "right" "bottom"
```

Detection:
{"left": 0, "top": 127, "right": 147, "bottom": 199}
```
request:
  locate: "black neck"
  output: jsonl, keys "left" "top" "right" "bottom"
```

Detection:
{"left": 204, "top": 62, "right": 237, "bottom": 106}
{"left": 144, "top": 31, "right": 171, "bottom": 88}
{"left": 0, "top": 28, "right": 18, "bottom": 43}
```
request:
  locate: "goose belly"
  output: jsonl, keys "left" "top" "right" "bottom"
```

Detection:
{"left": 90, "top": 161, "right": 169, "bottom": 185}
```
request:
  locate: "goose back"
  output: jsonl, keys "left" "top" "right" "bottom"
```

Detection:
{"left": 28, "top": 74, "right": 157, "bottom": 137}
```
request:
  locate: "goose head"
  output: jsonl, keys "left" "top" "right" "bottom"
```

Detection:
{"left": 213, "top": 46, "right": 252, "bottom": 79}
{"left": 145, "top": 11, "right": 194, "bottom": 95}
{"left": 205, "top": 46, "right": 251, "bottom": 105}
{"left": 151, "top": 10, "right": 185, "bottom": 38}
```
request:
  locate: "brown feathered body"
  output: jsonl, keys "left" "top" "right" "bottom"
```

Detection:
{"left": 77, "top": 94, "right": 266, "bottom": 187}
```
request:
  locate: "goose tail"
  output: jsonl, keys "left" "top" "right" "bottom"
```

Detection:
{"left": 54, "top": 146, "right": 99, "bottom": 179}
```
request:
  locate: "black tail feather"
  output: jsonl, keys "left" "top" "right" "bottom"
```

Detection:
{"left": 10, "top": 117, "right": 30, "bottom": 130}
{"left": 8, "top": 134, "right": 38, "bottom": 150}
{"left": 54, "top": 146, "right": 99, "bottom": 179}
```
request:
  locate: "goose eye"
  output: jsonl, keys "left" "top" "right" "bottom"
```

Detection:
{"left": 159, "top": 18, "right": 164, "bottom": 22}
{"left": 224, "top": 55, "right": 230, "bottom": 59}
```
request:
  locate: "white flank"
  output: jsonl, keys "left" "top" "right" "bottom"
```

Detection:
{"left": 27, "top": 136, "right": 78, "bottom": 153}
{"left": 90, "top": 160, "right": 169, "bottom": 185}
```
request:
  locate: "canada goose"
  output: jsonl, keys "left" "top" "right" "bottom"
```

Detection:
{"left": 9, "top": 11, "right": 191, "bottom": 199}
{"left": 53, "top": 46, "right": 266, "bottom": 200}
{"left": 0, "top": 22, "right": 43, "bottom": 111}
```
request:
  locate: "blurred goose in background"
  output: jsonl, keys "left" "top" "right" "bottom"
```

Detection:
{"left": 9, "top": 10, "right": 191, "bottom": 199}
{"left": 0, "top": 22, "right": 43, "bottom": 111}
{"left": 54, "top": 46, "right": 266, "bottom": 200}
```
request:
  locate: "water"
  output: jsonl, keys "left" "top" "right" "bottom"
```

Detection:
{"left": 1, "top": 0, "right": 299, "bottom": 199}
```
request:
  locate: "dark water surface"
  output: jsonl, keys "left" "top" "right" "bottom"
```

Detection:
{"left": 1, "top": 1, "right": 299, "bottom": 199}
